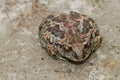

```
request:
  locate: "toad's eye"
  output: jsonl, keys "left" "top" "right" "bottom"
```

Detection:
{"left": 63, "top": 45, "right": 72, "bottom": 52}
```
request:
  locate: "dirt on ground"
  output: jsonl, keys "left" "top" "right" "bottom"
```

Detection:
{"left": 0, "top": 0, "right": 120, "bottom": 80}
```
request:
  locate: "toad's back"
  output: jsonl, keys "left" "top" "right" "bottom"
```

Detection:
{"left": 39, "top": 11, "right": 102, "bottom": 63}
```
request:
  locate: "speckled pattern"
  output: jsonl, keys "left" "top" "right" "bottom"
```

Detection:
{"left": 39, "top": 11, "right": 102, "bottom": 63}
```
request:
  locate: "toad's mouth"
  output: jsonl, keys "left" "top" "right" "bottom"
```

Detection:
{"left": 59, "top": 41, "right": 95, "bottom": 63}
{"left": 55, "top": 43, "right": 89, "bottom": 62}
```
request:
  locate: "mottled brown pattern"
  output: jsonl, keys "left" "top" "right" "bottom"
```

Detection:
{"left": 39, "top": 11, "right": 102, "bottom": 63}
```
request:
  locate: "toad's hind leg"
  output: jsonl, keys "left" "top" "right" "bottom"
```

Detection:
{"left": 46, "top": 45, "right": 57, "bottom": 59}
{"left": 46, "top": 45, "right": 64, "bottom": 60}
{"left": 93, "top": 36, "right": 102, "bottom": 50}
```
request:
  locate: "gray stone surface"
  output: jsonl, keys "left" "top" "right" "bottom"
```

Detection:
{"left": 0, "top": 0, "right": 120, "bottom": 80}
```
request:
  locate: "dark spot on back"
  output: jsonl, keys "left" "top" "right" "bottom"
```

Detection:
{"left": 53, "top": 25, "right": 64, "bottom": 38}
{"left": 82, "top": 19, "right": 93, "bottom": 34}
{"left": 46, "top": 24, "right": 65, "bottom": 39}
{"left": 46, "top": 27, "right": 52, "bottom": 32}
{"left": 53, "top": 14, "right": 67, "bottom": 22}
{"left": 70, "top": 11, "right": 80, "bottom": 20}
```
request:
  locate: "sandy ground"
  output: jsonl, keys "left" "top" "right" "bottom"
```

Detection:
{"left": 0, "top": 0, "right": 120, "bottom": 80}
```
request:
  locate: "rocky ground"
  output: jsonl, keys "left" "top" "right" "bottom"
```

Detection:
{"left": 0, "top": 0, "right": 120, "bottom": 80}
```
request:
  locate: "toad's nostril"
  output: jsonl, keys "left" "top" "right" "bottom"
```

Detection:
{"left": 72, "top": 51, "right": 79, "bottom": 59}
